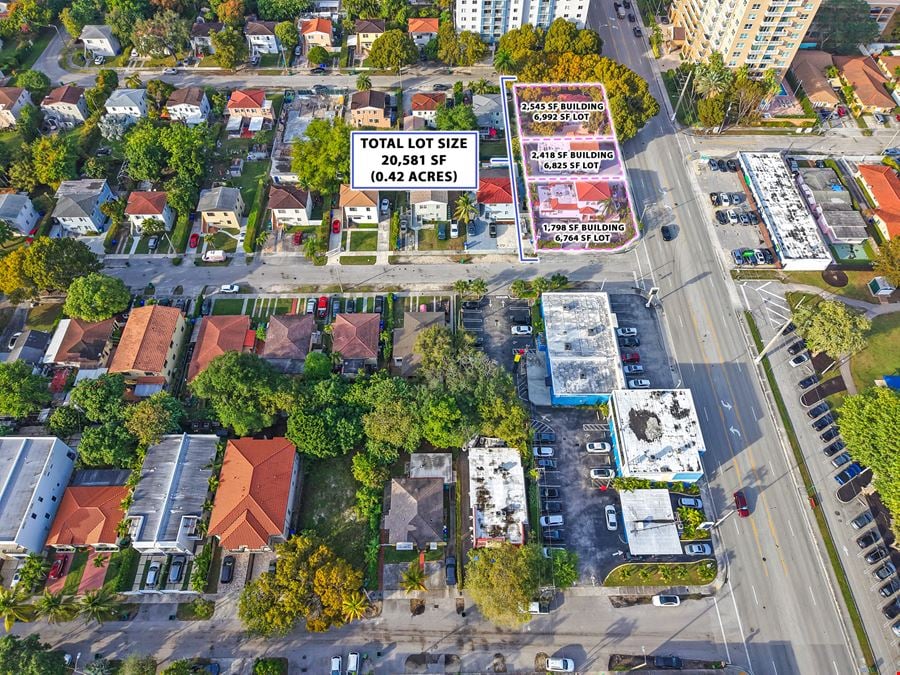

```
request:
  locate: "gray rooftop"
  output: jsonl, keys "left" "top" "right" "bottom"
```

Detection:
{"left": 468, "top": 437, "right": 526, "bottom": 545}
{"left": 7, "top": 329, "right": 51, "bottom": 366}
{"left": 797, "top": 167, "right": 868, "bottom": 244}
{"left": 127, "top": 434, "right": 217, "bottom": 545}
{"left": 383, "top": 478, "right": 444, "bottom": 547}
{"left": 0, "top": 438, "right": 74, "bottom": 541}
{"left": 619, "top": 488, "right": 683, "bottom": 556}
{"left": 70, "top": 468, "right": 131, "bottom": 487}
{"left": 472, "top": 93, "right": 502, "bottom": 123}
{"left": 408, "top": 452, "right": 454, "bottom": 483}
{"left": 80, "top": 25, "right": 115, "bottom": 42}
{"left": 196, "top": 186, "right": 242, "bottom": 213}
{"left": 409, "top": 190, "right": 448, "bottom": 204}
{"left": 542, "top": 292, "right": 625, "bottom": 396}
{"left": 52, "top": 180, "right": 108, "bottom": 219}
{"left": 105, "top": 88, "right": 146, "bottom": 109}
{"left": 0, "top": 193, "right": 33, "bottom": 222}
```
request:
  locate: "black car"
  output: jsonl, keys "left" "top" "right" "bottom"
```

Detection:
{"left": 876, "top": 562, "right": 898, "bottom": 580}
{"left": 880, "top": 577, "right": 900, "bottom": 598}
{"left": 750, "top": 212, "right": 761, "bottom": 227}
{"left": 169, "top": 555, "right": 186, "bottom": 583}
{"left": 782, "top": 322, "right": 796, "bottom": 335}
{"left": 739, "top": 212, "right": 750, "bottom": 224}
{"left": 535, "top": 431, "right": 556, "bottom": 443}
{"left": 715, "top": 210, "right": 728, "bottom": 224}
{"left": 798, "top": 374, "right": 819, "bottom": 390}
{"left": 536, "top": 458, "right": 557, "bottom": 469}
{"left": 708, "top": 159, "right": 719, "bottom": 171}
{"left": 857, "top": 530, "right": 881, "bottom": 549}
{"left": 462, "top": 301, "right": 480, "bottom": 310}
{"left": 220, "top": 555, "right": 235, "bottom": 583}
{"left": 830, "top": 452, "right": 852, "bottom": 468}
{"left": 807, "top": 401, "right": 829, "bottom": 418}
{"left": 866, "top": 547, "right": 889, "bottom": 564}
{"left": 627, "top": 12, "right": 635, "bottom": 21}
{"left": 661, "top": 225, "right": 674, "bottom": 241}
{"left": 433, "top": 83, "right": 449, "bottom": 91}
{"left": 820, "top": 427, "right": 841, "bottom": 442}
{"left": 788, "top": 340, "right": 806, "bottom": 355}
{"left": 823, "top": 440, "right": 845, "bottom": 457}
{"left": 542, "top": 529, "right": 563, "bottom": 542}
{"left": 710, "top": 192, "right": 720, "bottom": 205}
{"left": 812, "top": 414, "right": 835, "bottom": 431}
{"left": 851, "top": 511, "right": 874, "bottom": 529}
{"left": 330, "top": 296, "right": 341, "bottom": 317}
{"left": 815, "top": 159, "right": 826, "bottom": 169}
{"left": 445, "top": 556, "right": 457, "bottom": 586}
{"left": 542, "top": 501, "right": 562, "bottom": 513}
{"left": 374, "top": 295, "right": 384, "bottom": 314}
{"left": 622, "top": 0, "right": 631, "bottom": 6}
{"left": 653, "top": 656, "right": 684, "bottom": 670}
{"left": 467, "top": 221, "right": 476, "bottom": 236}
{"left": 716, "top": 159, "right": 728, "bottom": 171}
{"left": 884, "top": 599, "right": 900, "bottom": 620}
{"left": 489, "top": 222, "right": 497, "bottom": 238}
{"left": 619, "top": 336, "right": 640, "bottom": 347}
{"left": 632, "top": 26, "right": 642, "bottom": 36}
{"left": 726, "top": 159, "right": 739, "bottom": 171}
{"left": 540, "top": 487, "right": 560, "bottom": 499}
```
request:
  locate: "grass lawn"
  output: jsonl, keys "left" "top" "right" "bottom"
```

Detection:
{"left": 604, "top": 560, "right": 717, "bottom": 586}
{"left": 102, "top": 548, "right": 141, "bottom": 593}
{"left": 479, "top": 140, "right": 507, "bottom": 161}
{"left": 176, "top": 598, "right": 215, "bottom": 620}
{"left": 349, "top": 230, "right": 378, "bottom": 252}
{"left": 417, "top": 227, "right": 466, "bottom": 251}
{"left": 340, "top": 255, "right": 376, "bottom": 265}
{"left": 61, "top": 550, "right": 90, "bottom": 595}
{"left": 0, "top": 130, "right": 23, "bottom": 160}
{"left": 248, "top": 296, "right": 293, "bottom": 321}
{"left": 0, "top": 28, "right": 53, "bottom": 72}
{"left": 209, "top": 231, "right": 238, "bottom": 253}
{"left": 850, "top": 312, "right": 900, "bottom": 391}
{"left": 784, "top": 271, "right": 878, "bottom": 304}
{"left": 354, "top": 222, "right": 379, "bottom": 229}
{"left": 26, "top": 302, "right": 64, "bottom": 332}
{"left": 135, "top": 235, "right": 175, "bottom": 255}
{"left": 297, "top": 454, "right": 367, "bottom": 570}
{"left": 211, "top": 298, "right": 245, "bottom": 315}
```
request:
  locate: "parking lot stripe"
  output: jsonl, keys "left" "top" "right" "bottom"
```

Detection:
{"left": 712, "top": 595, "right": 733, "bottom": 663}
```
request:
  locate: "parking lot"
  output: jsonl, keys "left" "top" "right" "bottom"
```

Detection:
{"left": 607, "top": 293, "right": 676, "bottom": 390}
{"left": 463, "top": 295, "right": 533, "bottom": 371}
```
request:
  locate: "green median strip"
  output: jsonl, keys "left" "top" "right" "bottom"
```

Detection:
{"left": 744, "top": 312, "right": 876, "bottom": 673}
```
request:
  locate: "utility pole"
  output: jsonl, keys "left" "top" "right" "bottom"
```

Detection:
{"left": 671, "top": 68, "right": 694, "bottom": 122}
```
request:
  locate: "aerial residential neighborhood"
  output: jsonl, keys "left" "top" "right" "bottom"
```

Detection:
{"left": 0, "top": 0, "right": 898, "bottom": 673}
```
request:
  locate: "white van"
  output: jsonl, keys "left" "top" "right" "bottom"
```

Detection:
{"left": 346, "top": 652, "right": 359, "bottom": 675}
{"left": 450, "top": 222, "right": 459, "bottom": 238}
{"left": 202, "top": 249, "right": 226, "bottom": 262}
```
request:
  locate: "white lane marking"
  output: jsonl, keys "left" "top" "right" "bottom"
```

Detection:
{"left": 728, "top": 582, "right": 754, "bottom": 674}
{"left": 752, "top": 585, "right": 759, "bottom": 606}
{"left": 772, "top": 661, "right": 779, "bottom": 675}
{"left": 809, "top": 585, "right": 818, "bottom": 607}
{"left": 679, "top": 315, "right": 684, "bottom": 329}
{"left": 734, "top": 518, "right": 740, "bottom": 535}
{"left": 703, "top": 407, "right": 709, "bottom": 422}
{"left": 750, "top": 406, "right": 757, "bottom": 419}
{"left": 712, "top": 595, "right": 732, "bottom": 664}
{"left": 788, "top": 519, "right": 796, "bottom": 538}
{"left": 832, "top": 660, "right": 839, "bottom": 675}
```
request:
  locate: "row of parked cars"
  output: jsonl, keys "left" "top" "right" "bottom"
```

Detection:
{"left": 847, "top": 510, "right": 900, "bottom": 634}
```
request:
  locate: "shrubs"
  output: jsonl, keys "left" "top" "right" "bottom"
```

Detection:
{"left": 190, "top": 541, "right": 213, "bottom": 593}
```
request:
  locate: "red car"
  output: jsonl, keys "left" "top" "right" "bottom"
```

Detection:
{"left": 332, "top": 219, "right": 341, "bottom": 234}
{"left": 48, "top": 557, "right": 66, "bottom": 580}
{"left": 316, "top": 295, "right": 328, "bottom": 319}
{"left": 836, "top": 106, "right": 847, "bottom": 117}
{"left": 733, "top": 491, "right": 750, "bottom": 518}
{"left": 622, "top": 352, "right": 640, "bottom": 364}
{"left": 292, "top": 231, "right": 303, "bottom": 245}
{"left": 189, "top": 233, "right": 200, "bottom": 248}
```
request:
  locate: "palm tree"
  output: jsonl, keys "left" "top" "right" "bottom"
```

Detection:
{"left": 341, "top": 590, "right": 369, "bottom": 622}
{"left": 471, "top": 78, "right": 490, "bottom": 94}
{"left": 78, "top": 587, "right": 119, "bottom": 625}
{"left": 454, "top": 193, "right": 478, "bottom": 225}
{"left": 0, "top": 588, "right": 31, "bottom": 631}
{"left": 125, "top": 73, "right": 144, "bottom": 89}
{"left": 468, "top": 278, "right": 488, "bottom": 298}
{"left": 399, "top": 561, "right": 426, "bottom": 593}
{"left": 493, "top": 49, "right": 514, "bottom": 74}
{"left": 531, "top": 276, "right": 551, "bottom": 296}
{"left": 693, "top": 66, "right": 731, "bottom": 99}
{"left": 35, "top": 590, "right": 75, "bottom": 624}
{"left": 356, "top": 74, "right": 372, "bottom": 91}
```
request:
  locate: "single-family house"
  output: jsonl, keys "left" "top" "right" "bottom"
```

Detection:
{"left": 411, "top": 92, "right": 445, "bottom": 127}
{"left": 355, "top": 19, "right": 385, "bottom": 52}
{"left": 80, "top": 25, "right": 120, "bottom": 57}
{"left": 188, "top": 314, "right": 255, "bottom": 381}
{"left": 51, "top": 179, "right": 113, "bottom": 235}
{"left": 349, "top": 89, "right": 391, "bottom": 128}
{"left": 477, "top": 175, "right": 515, "bottom": 221}
{"left": 109, "top": 305, "right": 187, "bottom": 395}
{"left": 0, "top": 192, "right": 39, "bottom": 235}
{"left": 0, "top": 87, "right": 31, "bottom": 129}
{"left": 196, "top": 187, "right": 244, "bottom": 233}
{"left": 6, "top": 330, "right": 51, "bottom": 367}
{"left": 46, "top": 485, "right": 127, "bottom": 551}
{"left": 259, "top": 314, "right": 315, "bottom": 373}
{"left": 877, "top": 53, "right": 900, "bottom": 81}
{"left": 225, "top": 88, "right": 274, "bottom": 120}
{"left": 0, "top": 437, "right": 77, "bottom": 557}
{"left": 165, "top": 87, "right": 210, "bottom": 125}
{"left": 472, "top": 93, "right": 503, "bottom": 137}
{"left": 125, "top": 191, "right": 175, "bottom": 234}
{"left": 267, "top": 185, "right": 312, "bottom": 228}
{"left": 245, "top": 20, "right": 280, "bottom": 55}
{"left": 208, "top": 438, "right": 300, "bottom": 552}
{"left": 126, "top": 434, "right": 218, "bottom": 557}
{"left": 41, "top": 85, "right": 89, "bottom": 126}
{"left": 301, "top": 18, "right": 333, "bottom": 52}
{"left": 104, "top": 88, "right": 147, "bottom": 121}
{"left": 536, "top": 181, "right": 615, "bottom": 221}
{"left": 332, "top": 313, "right": 380, "bottom": 374}
{"left": 392, "top": 311, "right": 444, "bottom": 377}
{"left": 407, "top": 17, "right": 438, "bottom": 47}
{"left": 857, "top": 164, "right": 900, "bottom": 240}
{"left": 410, "top": 190, "right": 449, "bottom": 226}
{"left": 190, "top": 21, "right": 223, "bottom": 54}
{"left": 43, "top": 318, "right": 116, "bottom": 369}
{"left": 383, "top": 477, "right": 444, "bottom": 549}
{"left": 339, "top": 184, "right": 379, "bottom": 224}
{"left": 834, "top": 55, "right": 895, "bottom": 112}
{"left": 789, "top": 51, "right": 840, "bottom": 108}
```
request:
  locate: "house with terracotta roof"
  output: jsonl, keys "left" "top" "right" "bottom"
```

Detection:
{"left": 788, "top": 51, "right": 840, "bottom": 108}
{"left": 268, "top": 185, "right": 312, "bottom": 228}
{"left": 536, "top": 181, "right": 614, "bottom": 221}
{"left": 339, "top": 184, "right": 379, "bottom": 224}
{"left": 477, "top": 175, "right": 515, "bottom": 221}
{"left": 225, "top": 89, "right": 274, "bottom": 120}
{"left": 856, "top": 164, "right": 900, "bottom": 240}
{"left": 301, "top": 18, "right": 333, "bottom": 52}
{"left": 260, "top": 314, "right": 315, "bottom": 373}
{"left": 245, "top": 20, "right": 280, "bottom": 55}
{"left": 411, "top": 92, "right": 445, "bottom": 127}
{"left": 41, "top": 85, "right": 89, "bottom": 126}
{"left": 350, "top": 89, "right": 391, "bottom": 128}
{"left": 190, "top": 21, "right": 223, "bottom": 54}
{"left": 46, "top": 485, "right": 128, "bottom": 551}
{"left": 188, "top": 314, "right": 255, "bottom": 381}
{"left": 355, "top": 19, "right": 385, "bottom": 52}
{"left": 410, "top": 190, "right": 449, "bottom": 226}
{"left": 208, "top": 438, "right": 300, "bottom": 552}
{"left": 332, "top": 313, "right": 380, "bottom": 374}
{"left": 0, "top": 87, "right": 31, "bottom": 129}
{"left": 877, "top": 53, "right": 900, "bottom": 80}
{"left": 43, "top": 318, "right": 116, "bottom": 369}
{"left": 407, "top": 17, "right": 439, "bottom": 47}
{"left": 383, "top": 478, "right": 444, "bottom": 549}
{"left": 109, "top": 305, "right": 187, "bottom": 394}
{"left": 834, "top": 56, "right": 896, "bottom": 112}
{"left": 392, "top": 311, "right": 445, "bottom": 377}
{"left": 125, "top": 191, "right": 175, "bottom": 235}
{"left": 165, "top": 87, "right": 210, "bottom": 125}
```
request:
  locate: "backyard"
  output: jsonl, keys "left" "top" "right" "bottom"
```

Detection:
{"left": 26, "top": 302, "right": 64, "bottom": 333}
{"left": 850, "top": 312, "right": 900, "bottom": 391}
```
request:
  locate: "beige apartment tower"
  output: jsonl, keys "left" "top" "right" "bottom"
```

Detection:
{"left": 671, "top": 0, "right": 821, "bottom": 77}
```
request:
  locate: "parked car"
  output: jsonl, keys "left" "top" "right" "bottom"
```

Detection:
{"left": 812, "top": 414, "right": 835, "bottom": 431}
{"left": 651, "top": 595, "right": 681, "bottom": 607}
{"left": 661, "top": 225, "right": 674, "bottom": 241}
{"left": 684, "top": 543, "right": 712, "bottom": 556}
{"left": 605, "top": 505, "right": 618, "bottom": 531}
{"left": 789, "top": 352, "right": 811, "bottom": 367}
{"left": 6, "top": 332, "right": 20, "bottom": 350}
{"left": 546, "top": 658, "right": 575, "bottom": 672}
{"left": 739, "top": 213, "right": 751, "bottom": 226}
{"left": 820, "top": 427, "right": 841, "bottom": 442}
{"left": 850, "top": 512, "right": 874, "bottom": 529}
{"left": 733, "top": 490, "right": 750, "bottom": 517}
{"left": 798, "top": 375, "right": 819, "bottom": 390}
{"left": 622, "top": 352, "right": 640, "bottom": 364}
{"left": 332, "top": 219, "right": 341, "bottom": 234}
{"left": 807, "top": 401, "right": 829, "bottom": 418}
{"left": 632, "top": 26, "right": 642, "bottom": 36}
{"left": 147, "top": 236, "right": 159, "bottom": 251}
{"left": 511, "top": 325, "right": 533, "bottom": 336}
{"left": 49, "top": 557, "right": 66, "bottom": 580}
{"left": 536, "top": 459, "right": 557, "bottom": 470}
{"left": 542, "top": 529, "right": 563, "bottom": 542}
{"left": 884, "top": 599, "right": 900, "bottom": 620}
{"left": 374, "top": 295, "right": 384, "bottom": 314}
{"left": 880, "top": 577, "right": 900, "bottom": 598}
{"left": 782, "top": 322, "right": 796, "bottom": 335}
{"left": 10, "top": 564, "right": 24, "bottom": 589}
{"left": 330, "top": 656, "right": 342, "bottom": 675}
{"left": 540, "top": 514, "right": 564, "bottom": 527}
{"left": 590, "top": 467, "right": 615, "bottom": 480}
{"left": 467, "top": 221, "right": 476, "bottom": 236}
{"left": 727, "top": 209, "right": 738, "bottom": 223}
{"left": 830, "top": 452, "right": 852, "bottom": 468}
{"left": 542, "top": 546, "right": 565, "bottom": 558}
{"left": 219, "top": 284, "right": 240, "bottom": 294}
{"left": 709, "top": 192, "right": 720, "bottom": 205}
{"left": 678, "top": 497, "right": 703, "bottom": 509}
{"left": 540, "top": 487, "right": 560, "bottom": 499}
{"left": 731, "top": 192, "right": 744, "bottom": 204}
{"left": 437, "top": 223, "right": 447, "bottom": 240}
{"left": 627, "top": 11, "right": 636, "bottom": 20}
{"left": 533, "top": 447, "right": 554, "bottom": 458}
{"left": 835, "top": 463, "right": 862, "bottom": 485}
{"left": 220, "top": 556, "right": 235, "bottom": 583}
{"left": 708, "top": 159, "right": 719, "bottom": 171}
{"left": 169, "top": 555, "right": 186, "bottom": 583}
{"left": 330, "top": 296, "right": 341, "bottom": 317}
{"left": 787, "top": 340, "right": 807, "bottom": 356}
{"left": 726, "top": 159, "right": 739, "bottom": 171}
{"left": 346, "top": 652, "right": 360, "bottom": 675}
{"left": 715, "top": 210, "right": 728, "bottom": 224}
{"left": 450, "top": 222, "right": 459, "bottom": 238}
{"left": 731, "top": 249, "right": 745, "bottom": 266}
{"left": 623, "top": 364, "right": 645, "bottom": 374}
{"left": 305, "top": 298, "right": 316, "bottom": 314}
{"left": 189, "top": 233, "right": 200, "bottom": 248}
{"left": 875, "top": 562, "right": 897, "bottom": 580}
{"left": 489, "top": 222, "right": 497, "bottom": 237}
{"left": 535, "top": 431, "right": 556, "bottom": 443}
{"left": 654, "top": 656, "right": 684, "bottom": 669}
{"left": 616, "top": 327, "right": 638, "bottom": 337}
{"left": 445, "top": 556, "right": 457, "bottom": 586}
{"left": 146, "top": 561, "right": 161, "bottom": 587}
{"left": 866, "top": 547, "right": 889, "bottom": 564}
{"left": 719, "top": 192, "right": 731, "bottom": 206}
{"left": 542, "top": 501, "right": 562, "bottom": 514}
{"left": 345, "top": 297, "right": 356, "bottom": 314}
{"left": 619, "top": 335, "right": 640, "bottom": 347}
{"left": 857, "top": 530, "right": 881, "bottom": 549}
{"left": 586, "top": 441, "right": 611, "bottom": 453}
{"left": 628, "top": 378, "right": 651, "bottom": 389}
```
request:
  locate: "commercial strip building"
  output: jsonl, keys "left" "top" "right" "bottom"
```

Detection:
{"left": 619, "top": 489, "right": 683, "bottom": 556}
{"left": 467, "top": 438, "right": 527, "bottom": 547}
{"left": 739, "top": 152, "right": 832, "bottom": 270}
{"left": 540, "top": 292, "right": 625, "bottom": 405}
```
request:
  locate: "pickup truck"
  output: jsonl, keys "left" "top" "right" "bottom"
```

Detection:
{"left": 617, "top": 5, "right": 626, "bottom": 18}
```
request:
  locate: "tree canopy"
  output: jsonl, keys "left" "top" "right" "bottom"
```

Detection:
{"left": 435, "top": 103, "right": 478, "bottom": 130}
{"left": 0, "top": 362, "right": 51, "bottom": 419}
{"left": 811, "top": 0, "right": 880, "bottom": 54}
{"left": 257, "top": 0, "right": 312, "bottom": 20}
{"left": 63, "top": 273, "right": 130, "bottom": 322}
{"left": 874, "top": 236, "right": 900, "bottom": 287}
{"left": 70, "top": 373, "right": 127, "bottom": 424}
{"left": 125, "top": 391, "right": 185, "bottom": 447}
{"left": 78, "top": 422, "right": 139, "bottom": 467}
{"left": 0, "top": 634, "right": 67, "bottom": 675}
{"left": 291, "top": 117, "right": 351, "bottom": 195}
{"left": 793, "top": 299, "right": 871, "bottom": 357}
{"left": 0, "top": 238, "right": 100, "bottom": 301}
{"left": 465, "top": 543, "right": 543, "bottom": 626}
{"left": 367, "top": 29, "right": 419, "bottom": 69}
{"left": 210, "top": 26, "right": 249, "bottom": 69}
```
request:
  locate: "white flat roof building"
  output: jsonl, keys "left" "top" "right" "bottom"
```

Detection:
{"left": 619, "top": 489, "right": 683, "bottom": 556}
{"left": 540, "top": 292, "right": 625, "bottom": 405}
{"left": 739, "top": 152, "right": 833, "bottom": 270}
{"left": 610, "top": 389, "right": 706, "bottom": 484}
{"left": 467, "top": 438, "right": 527, "bottom": 547}
{"left": 456, "top": 0, "right": 589, "bottom": 43}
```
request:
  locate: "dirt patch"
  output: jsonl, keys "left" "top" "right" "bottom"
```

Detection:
{"left": 822, "top": 270, "right": 849, "bottom": 287}
{"left": 801, "top": 376, "right": 848, "bottom": 406}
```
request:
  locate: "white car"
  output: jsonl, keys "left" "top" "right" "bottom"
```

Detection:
{"left": 10, "top": 563, "right": 24, "bottom": 589}
{"left": 450, "top": 222, "right": 459, "bottom": 238}
{"left": 542, "top": 546, "right": 565, "bottom": 558}
{"left": 678, "top": 496, "right": 703, "bottom": 509}
{"left": 346, "top": 652, "right": 359, "bottom": 675}
{"left": 727, "top": 209, "right": 738, "bottom": 223}
{"left": 616, "top": 327, "right": 637, "bottom": 337}
{"left": 604, "top": 505, "right": 618, "bottom": 531}
{"left": 590, "top": 467, "right": 615, "bottom": 481}
{"left": 533, "top": 446, "right": 554, "bottom": 458}
{"left": 511, "top": 325, "right": 533, "bottom": 336}
{"left": 7, "top": 332, "right": 21, "bottom": 350}
{"left": 651, "top": 594, "right": 681, "bottom": 607}
{"left": 219, "top": 284, "right": 240, "bottom": 294}
{"left": 789, "top": 352, "right": 810, "bottom": 367}
{"left": 628, "top": 378, "right": 651, "bottom": 389}
{"left": 586, "top": 441, "right": 611, "bottom": 453}
{"left": 540, "top": 514, "right": 564, "bottom": 527}
{"left": 547, "top": 658, "right": 575, "bottom": 672}
{"left": 330, "top": 656, "right": 342, "bottom": 675}
{"left": 305, "top": 298, "right": 316, "bottom": 314}
{"left": 719, "top": 192, "right": 731, "bottom": 205}
{"left": 623, "top": 364, "right": 644, "bottom": 374}
{"left": 380, "top": 198, "right": 389, "bottom": 213}
{"left": 684, "top": 543, "right": 712, "bottom": 556}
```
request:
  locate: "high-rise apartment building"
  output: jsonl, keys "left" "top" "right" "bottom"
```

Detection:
{"left": 455, "top": 0, "right": 589, "bottom": 43}
{"left": 670, "top": 0, "right": 821, "bottom": 76}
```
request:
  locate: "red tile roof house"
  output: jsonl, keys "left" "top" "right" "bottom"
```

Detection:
{"left": 43, "top": 318, "right": 116, "bottom": 369}
{"left": 225, "top": 89, "right": 274, "bottom": 122}
{"left": 109, "top": 305, "right": 187, "bottom": 396}
{"left": 267, "top": 185, "right": 313, "bottom": 228}
{"left": 331, "top": 313, "right": 380, "bottom": 375}
{"left": 477, "top": 175, "right": 515, "bottom": 222}
{"left": 856, "top": 164, "right": 900, "bottom": 240}
{"left": 833, "top": 56, "right": 897, "bottom": 113}
{"left": 259, "top": 314, "right": 315, "bottom": 373}
{"left": 410, "top": 92, "right": 446, "bottom": 128}
{"left": 125, "top": 191, "right": 175, "bottom": 235}
{"left": 301, "top": 17, "right": 333, "bottom": 52}
{"left": 187, "top": 315, "right": 255, "bottom": 381}
{"left": 407, "top": 17, "right": 439, "bottom": 48}
{"left": 207, "top": 437, "right": 300, "bottom": 551}
{"left": 46, "top": 485, "right": 127, "bottom": 551}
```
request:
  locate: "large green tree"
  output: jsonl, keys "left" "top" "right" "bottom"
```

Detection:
{"left": 70, "top": 373, "right": 126, "bottom": 424}
{"left": 31, "top": 136, "right": 78, "bottom": 189}
{"left": 435, "top": 103, "right": 478, "bottom": 131}
{"left": 257, "top": 0, "right": 312, "bottom": 19}
{"left": 0, "top": 238, "right": 101, "bottom": 300}
{"left": 697, "top": 94, "right": 727, "bottom": 127}
{"left": 0, "top": 362, "right": 50, "bottom": 419}
{"left": 132, "top": 9, "right": 190, "bottom": 55}
{"left": 124, "top": 121, "right": 167, "bottom": 182}
{"left": 291, "top": 117, "right": 351, "bottom": 195}
{"left": 811, "top": 0, "right": 880, "bottom": 54}
{"left": 77, "top": 422, "right": 139, "bottom": 467}
{"left": 793, "top": 299, "right": 871, "bottom": 357}
{"left": 465, "top": 543, "right": 543, "bottom": 627}
{"left": 118, "top": 655, "right": 157, "bottom": 675}
{"left": 105, "top": 0, "right": 152, "bottom": 41}
{"left": 0, "top": 634, "right": 66, "bottom": 674}
{"left": 63, "top": 273, "right": 130, "bottom": 322}
{"left": 367, "top": 29, "right": 418, "bottom": 69}
{"left": 59, "top": 0, "right": 103, "bottom": 41}
{"left": 274, "top": 21, "right": 299, "bottom": 61}
{"left": 14, "top": 71, "right": 51, "bottom": 102}
{"left": 125, "top": 391, "right": 185, "bottom": 446}
{"left": 873, "top": 236, "right": 900, "bottom": 287}
{"left": 286, "top": 375, "right": 364, "bottom": 457}
{"left": 211, "top": 26, "right": 249, "bottom": 70}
